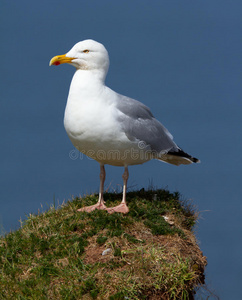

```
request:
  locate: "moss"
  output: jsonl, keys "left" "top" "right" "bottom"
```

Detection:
{"left": 96, "top": 235, "right": 108, "bottom": 245}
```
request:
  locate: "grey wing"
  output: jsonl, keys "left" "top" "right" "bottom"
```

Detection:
{"left": 116, "top": 95, "right": 178, "bottom": 154}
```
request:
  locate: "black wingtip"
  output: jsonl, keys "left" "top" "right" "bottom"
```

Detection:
{"left": 167, "top": 148, "right": 200, "bottom": 164}
{"left": 191, "top": 157, "right": 201, "bottom": 164}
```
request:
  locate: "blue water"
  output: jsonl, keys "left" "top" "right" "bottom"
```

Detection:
{"left": 1, "top": 1, "right": 242, "bottom": 298}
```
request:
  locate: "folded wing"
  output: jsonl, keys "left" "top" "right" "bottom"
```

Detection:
{"left": 116, "top": 95, "right": 199, "bottom": 166}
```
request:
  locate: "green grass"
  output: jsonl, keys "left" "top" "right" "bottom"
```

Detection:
{"left": 0, "top": 189, "right": 206, "bottom": 299}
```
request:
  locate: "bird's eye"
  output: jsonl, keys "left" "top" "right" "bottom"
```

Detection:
{"left": 83, "top": 50, "right": 89, "bottom": 53}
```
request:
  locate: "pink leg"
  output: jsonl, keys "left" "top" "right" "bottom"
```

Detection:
{"left": 107, "top": 166, "right": 129, "bottom": 214}
{"left": 77, "top": 164, "right": 107, "bottom": 212}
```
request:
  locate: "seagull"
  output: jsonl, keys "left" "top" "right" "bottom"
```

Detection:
{"left": 49, "top": 39, "right": 200, "bottom": 214}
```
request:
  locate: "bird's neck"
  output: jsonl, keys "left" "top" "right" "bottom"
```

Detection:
{"left": 73, "top": 69, "right": 105, "bottom": 87}
{"left": 68, "top": 69, "right": 106, "bottom": 100}
{"left": 69, "top": 70, "right": 105, "bottom": 97}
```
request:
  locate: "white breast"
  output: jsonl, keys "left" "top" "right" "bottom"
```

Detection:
{"left": 63, "top": 71, "right": 152, "bottom": 166}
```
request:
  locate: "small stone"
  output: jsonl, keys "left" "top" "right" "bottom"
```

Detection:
{"left": 163, "top": 215, "right": 174, "bottom": 225}
{"left": 102, "top": 248, "right": 112, "bottom": 256}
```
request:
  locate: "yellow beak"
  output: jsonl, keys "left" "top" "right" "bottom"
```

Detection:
{"left": 49, "top": 54, "right": 75, "bottom": 66}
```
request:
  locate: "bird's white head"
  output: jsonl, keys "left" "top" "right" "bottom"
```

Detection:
{"left": 49, "top": 39, "right": 110, "bottom": 78}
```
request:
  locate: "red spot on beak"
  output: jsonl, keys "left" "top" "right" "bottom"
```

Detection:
{"left": 54, "top": 61, "right": 61, "bottom": 66}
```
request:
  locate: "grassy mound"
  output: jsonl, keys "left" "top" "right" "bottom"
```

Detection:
{"left": 0, "top": 189, "right": 206, "bottom": 299}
